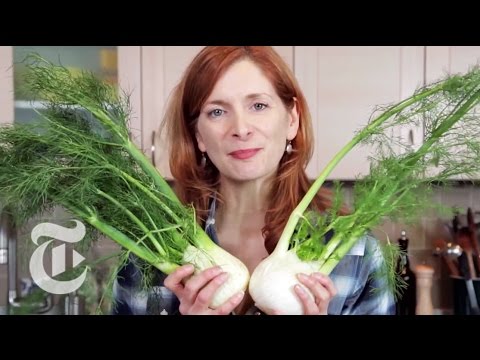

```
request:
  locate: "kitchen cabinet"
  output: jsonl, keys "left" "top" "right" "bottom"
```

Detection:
{"left": 106, "top": 46, "right": 480, "bottom": 182}
{"left": 141, "top": 46, "right": 205, "bottom": 179}
{"left": 0, "top": 47, "right": 14, "bottom": 125}
{"left": 6, "top": 46, "right": 477, "bottom": 182}
{"left": 294, "top": 46, "right": 425, "bottom": 180}
{"left": 425, "top": 47, "right": 480, "bottom": 180}
{"left": 425, "top": 47, "right": 480, "bottom": 82}
{"left": 294, "top": 46, "right": 480, "bottom": 181}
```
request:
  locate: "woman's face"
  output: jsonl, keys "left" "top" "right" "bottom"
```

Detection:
{"left": 195, "top": 59, "right": 299, "bottom": 183}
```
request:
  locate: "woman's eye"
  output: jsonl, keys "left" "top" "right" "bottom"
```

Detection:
{"left": 253, "top": 103, "right": 268, "bottom": 111}
{"left": 208, "top": 109, "right": 225, "bottom": 118}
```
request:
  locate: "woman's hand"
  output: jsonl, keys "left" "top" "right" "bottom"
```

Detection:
{"left": 164, "top": 264, "right": 245, "bottom": 315}
{"left": 293, "top": 272, "right": 337, "bottom": 315}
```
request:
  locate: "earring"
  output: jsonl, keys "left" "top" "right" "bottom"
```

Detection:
{"left": 285, "top": 141, "right": 293, "bottom": 155}
{"left": 200, "top": 152, "right": 207, "bottom": 168}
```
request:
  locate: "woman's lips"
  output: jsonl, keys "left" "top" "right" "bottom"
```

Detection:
{"left": 229, "top": 148, "right": 261, "bottom": 160}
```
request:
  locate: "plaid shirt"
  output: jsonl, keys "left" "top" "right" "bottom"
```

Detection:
{"left": 112, "top": 197, "right": 395, "bottom": 315}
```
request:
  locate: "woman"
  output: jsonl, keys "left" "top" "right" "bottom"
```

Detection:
{"left": 113, "top": 46, "right": 395, "bottom": 315}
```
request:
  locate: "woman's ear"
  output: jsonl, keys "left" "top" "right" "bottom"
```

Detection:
{"left": 287, "top": 97, "right": 300, "bottom": 141}
{"left": 195, "top": 131, "right": 207, "bottom": 153}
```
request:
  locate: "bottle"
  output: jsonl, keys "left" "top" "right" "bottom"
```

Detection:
{"left": 395, "top": 230, "right": 417, "bottom": 315}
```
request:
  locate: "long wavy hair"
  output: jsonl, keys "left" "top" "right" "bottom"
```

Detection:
{"left": 161, "top": 46, "right": 345, "bottom": 254}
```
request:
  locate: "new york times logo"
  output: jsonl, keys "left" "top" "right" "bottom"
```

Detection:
{"left": 29, "top": 220, "right": 87, "bottom": 295}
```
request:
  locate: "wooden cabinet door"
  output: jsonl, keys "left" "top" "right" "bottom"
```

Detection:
{"left": 142, "top": 46, "right": 204, "bottom": 179}
{"left": 294, "top": 46, "right": 424, "bottom": 180}
{"left": 426, "top": 46, "right": 480, "bottom": 82}
{"left": 426, "top": 46, "right": 480, "bottom": 180}
{"left": 0, "top": 46, "right": 14, "bottom": 125}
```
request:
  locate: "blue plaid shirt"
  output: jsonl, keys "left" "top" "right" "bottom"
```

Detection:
{"left": 112, "top": 197, "right": 395, "bottom": 315}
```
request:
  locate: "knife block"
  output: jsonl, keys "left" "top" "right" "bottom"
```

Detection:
{"left": 451, "top": 276, "right": 480, "bottom": 315}
{"left": 414, "top": 264, "right": 434, "bottom": 315}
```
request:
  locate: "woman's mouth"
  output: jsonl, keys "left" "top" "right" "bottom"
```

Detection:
{"left": 228, "top": 148, "right": 262, "bottom": 160}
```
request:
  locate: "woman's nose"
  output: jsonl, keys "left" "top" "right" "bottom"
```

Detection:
{"left": 231, "top": 113, "right": 252, "bottom": 140}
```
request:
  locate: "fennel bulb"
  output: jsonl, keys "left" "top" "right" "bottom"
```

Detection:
{"left": 249, "top": 250, "right": 317, "bottom": 315}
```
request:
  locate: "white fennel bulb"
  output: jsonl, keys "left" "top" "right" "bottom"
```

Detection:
{"left": 249, "top": 250, "right": 318, "bottom": 315}
{"left": 183, "top": 244, "right": 250, "bottom": 309}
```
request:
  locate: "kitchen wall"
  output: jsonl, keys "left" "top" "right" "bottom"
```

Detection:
{"left": 340, "top": 182, "right": 480, "bottom": 313}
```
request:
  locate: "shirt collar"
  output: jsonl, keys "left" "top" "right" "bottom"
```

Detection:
{"left": 205, "top": 193, "right": 219, "bottom": 244}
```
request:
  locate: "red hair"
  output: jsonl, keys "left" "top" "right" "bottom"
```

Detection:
{"left": 161, "top": 46, "right": 345, "bottom": 254}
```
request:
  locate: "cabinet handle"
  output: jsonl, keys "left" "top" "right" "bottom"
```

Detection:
{"left": 408, "top": 129, "right": 414, "bottom": 146}
{"left": 151, "top": 130, "right": 156, "bottom": 167}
